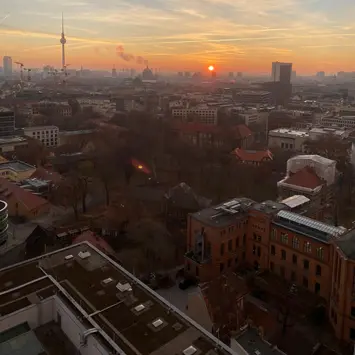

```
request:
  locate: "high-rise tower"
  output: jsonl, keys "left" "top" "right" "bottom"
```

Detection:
{"left": 60, "top": 13, "right": 66, "bottom": 70}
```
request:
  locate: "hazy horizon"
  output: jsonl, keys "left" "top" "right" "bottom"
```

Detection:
{"left": 1, "top": 0, "right": 355, "bottom": 73}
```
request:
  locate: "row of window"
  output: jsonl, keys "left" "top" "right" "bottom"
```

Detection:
{"left": 270, "top": 245, "right": 322, "bottom": 275}
{"left": 220, "top": 235, "right": 247, "bottom": 255}
{"left": 270, "top": 262, "right": 321, "bottom": 293}
{"left": 280, "top": 142, "right": 294, "bottom": 149}
{"left": 271, "top": 229, "right": 324, "bottom": 260}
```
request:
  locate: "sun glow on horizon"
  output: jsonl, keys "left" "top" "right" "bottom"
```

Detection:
{"left": 208, "top": 65, "right": 215, "bottom": 72}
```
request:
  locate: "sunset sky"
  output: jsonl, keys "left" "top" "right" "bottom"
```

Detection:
{"left": 1, "top": 0, "right": 355, "bottom": 73}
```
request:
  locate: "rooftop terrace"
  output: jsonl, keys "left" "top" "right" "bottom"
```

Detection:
{"left": 0, "top": 242, "right": 238, "bottom": 355}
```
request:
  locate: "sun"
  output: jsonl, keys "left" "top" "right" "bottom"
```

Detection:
{"left": 208, "top": 65, "right": 215, "bottom": 72}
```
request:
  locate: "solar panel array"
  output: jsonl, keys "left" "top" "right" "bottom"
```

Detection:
{"left": 277, "top": 210, "right": 344, "bottom": 237}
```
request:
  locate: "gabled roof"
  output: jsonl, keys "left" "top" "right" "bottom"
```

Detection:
{"left": 232, "top": 148, "right": 273, "bottom": 162}
{"left": 30, "top": 167, "right": 62, "bottom": 184}
{"left": 282, "top": 166, "right": 323, "bottom": 189}
{"left": 0, "top": 177, "right": 49, "bottom": 212}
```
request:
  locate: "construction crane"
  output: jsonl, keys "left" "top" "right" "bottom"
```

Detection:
{"left": 14, "top": 62, "right": 24, "bottom": 83}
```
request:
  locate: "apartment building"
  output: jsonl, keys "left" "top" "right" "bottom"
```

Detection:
{"left": 23, "top": 126, "right": 59, "bottom": 147}
{"left": 268, "top": 128, "right": 309, "bottom": 151}
{"left": 321, "top": 115, "right": 355, "bottom": 129}
{"left": 172, "top": 105, "right": 218, "bottom": 125}
{"left": 185, "top": 196, "right": 355, "bottom": 343}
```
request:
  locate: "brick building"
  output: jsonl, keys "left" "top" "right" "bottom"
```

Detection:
{"left": 184, "top": 197, "right": 355, "bottom": 343}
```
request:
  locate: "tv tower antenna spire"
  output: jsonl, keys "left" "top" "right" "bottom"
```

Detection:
{"left": 60, "top": 13, "right": 67, "bottom": 70}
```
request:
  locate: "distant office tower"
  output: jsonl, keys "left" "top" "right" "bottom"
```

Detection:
{"left": 0, "top": 108, "right": 15, "bottom": 137}
{"left": 237, "top": 72, "right": 243, "bottom": 78}
{"left": 316, "top": 71, "right": 325, "bottom": 79}
{"left": 211, "top": 71, "right": 217, "bottom": 79}
{"left": 292, "top": 70, "right": 297, "bottom": 80}
{"left": 3, "top": 56, "right": 12, "bottom": 78}
{"left": 271, "top": 61, "right": 292, "bottom": 84}
{"left": 130, "top": 68, "right": 136, "bottom": 78}
{"left": 184, "top": 72, "right": 191, "bottom": 78}
{"left": 178, "top": 72, "right": 183, "bottom": 77}
{"left": 229, "top": 72, "right": 234, "bottom": 78}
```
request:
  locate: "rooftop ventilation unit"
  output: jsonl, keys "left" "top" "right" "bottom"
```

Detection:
{"left": 78, "top": 251, "right": 91, "bottom": 259}
{"left": 183, "top": 346, "right": 197, "bottom": 355}
{"left": 64, "top": 255, "right": 74, "bottom": 260}
{"left": 102, "top": 278, "right": 113, "bottom": 285}
{"left": 134, "top": 304, "right": 145, "bottom": 312}
{"left": 152, "top": 319, "right": 163, "bottom": 328}
{"left": 116, "top": 282, "right": 132, "bottom": 292}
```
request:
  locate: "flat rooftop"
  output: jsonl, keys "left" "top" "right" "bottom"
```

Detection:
{"left": 191, "top": 198, "right": 255, "bottom": 227}
{"left": 0, "top": 160, "right": 35, "bottom": 172}
{"left": 252, "top": 201, "right": 286, "bottom": 215}
{"left": 0, "top": 242, "right": 237, "bottom": 355}
{"left": 23, "top": 126, "right": 59, "bottom": 131}
{"left": 269, "top": 128, "right": 309, "bottom": 137}
{"left": 0, "top": 136, "right": 27, "bottom": 145}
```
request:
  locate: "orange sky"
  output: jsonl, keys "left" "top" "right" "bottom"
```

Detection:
{"left": 1, "top": 0, "right": 355, "bottom": 74}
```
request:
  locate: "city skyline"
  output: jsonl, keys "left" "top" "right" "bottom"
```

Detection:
{"left": 1, "top": 0, "right": 355, "bottom": 73}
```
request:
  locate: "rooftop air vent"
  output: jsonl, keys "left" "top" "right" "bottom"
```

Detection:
{"left": 183, "top": 346, "right": 197, "bottom": 355}
{"left": 116, "top": 282, "right": 132, "bottom": 292}
{"left": 78, "top": 251, "right": 91, "bottom": 259}
{"left": 64, "top": 255, "right": 74, "bottom": 260}
{"left": 134, "top": 304, "right": 145, "bottom": 312}
{"left": 102, "top": 278, "right": 113, "bottom": 285}
{"left": 152, "top": 319, "right": 164, "bottom": 328}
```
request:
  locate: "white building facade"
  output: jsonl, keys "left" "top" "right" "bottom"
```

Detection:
{"left": 23, "top": 126, "right": 59, "bottom": 147}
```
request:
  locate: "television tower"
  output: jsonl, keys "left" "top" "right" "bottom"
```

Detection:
{"left": 60, "top": 13, "right": 66, "bottom": 70}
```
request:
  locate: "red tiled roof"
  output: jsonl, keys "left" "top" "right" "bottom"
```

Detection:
{"left": 0, "top": 177, "right": 49, "bottom": 212}
{"left": 283, "top": 166, "right": 323, "bottom": 189}
{"left": 233, "top": 148, "right": 273, "bottom": 162}
{"left": 73, "top": 231, "right": 115, "bottom": 255}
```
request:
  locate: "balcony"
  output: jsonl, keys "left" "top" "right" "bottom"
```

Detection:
{"left": 185, "top": 250, "right": 211, "bottom": 264}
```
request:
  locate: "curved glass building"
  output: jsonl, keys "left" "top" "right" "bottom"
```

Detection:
{"left": 0, "top": 201, "right": 8, "bottom": 245}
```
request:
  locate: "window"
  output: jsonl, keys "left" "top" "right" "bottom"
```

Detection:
{"left": 228, "top": 259, "right": 232, "bottom": 267}
{"left": 257, "top": 247, "right": 261, "bottom": 257}
{"left": 292, "top": 254, "right": 297, "bottom": 265}
{"left": 271, "top": 228, "right": 277, "bottom": 240}
{"left": 243, "top": 234, "right": 246, "bottom": 245}
{"left": 235, "top": 238, "right": 239, "bottom": 248}
{"left": 235, "top": 257, "right": 238, "bottom": 265}
{"left": 316, "top": 265, "right": 322, "bottom": 276}
{"left": 315, "top": 282, "right": 320, "bottom": 294}
{"left": 304, "top": 259, "right": 309, "bottom": 270}
{"left": 270, "top": 262, "right": 274, "bottom": 271}
{"left": 187, "top": 263, "right": 190, "bottom": 271}
{"left": 292, "top": 237, "right": 299, "bottom": 249}
{"left": 242, "top": 252, "right": 246, "bottom": 260}
{"left": 281, "top": 250, "right": 286, "bottom": 260}
{"left": 220, "top": 243, "right": 225, "bottom": 256}
{"left": 196, "top": 266, "right": 199, "bottom": 277}
{"left": 253, "top": 233, "right": 257, "bottom": 240}
{"left": 228, "top": 240, "right": 232, "bottom": 251}
{"left": 304, "top": 241, "right": 311, "bottom": 253}
{"left": 252, "top": 245, "right": 256, "bottom": 255}
{"left": 303, "top": 277, "right": 309, "bottom": 288}
{"left": 316, "top": 247, "right": 324, "bottom": 260}
{"left": 220, "top": 263, "right": 224, "bottom": 273}
{"left": 257, "top": 235, "right": 261, "bottom": 242}
{"left": 271, "top": 245, "right": 275, "bottom": 255}
{"left": 281, "top": 233, "right": 288, "bottom": 244}
{"left": 291, "top": 271, "right": 296, "bottom": 282}
{"left": 350, "top": 328, "right": 355, "bottom": 340}
{"left": 351, "top": 307, "right": 355, "bottom": 318}
{"left": 280, "top": 266, "right": 285, "bottom": 278}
